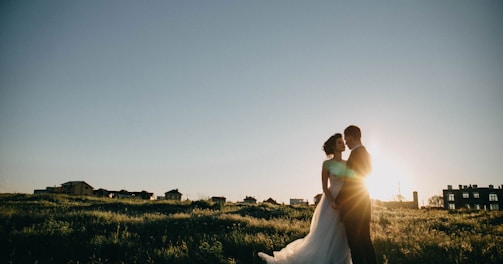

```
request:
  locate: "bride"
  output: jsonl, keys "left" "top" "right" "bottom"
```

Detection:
{"left": 258, "top": 133, "right": 352, "bottom": 264}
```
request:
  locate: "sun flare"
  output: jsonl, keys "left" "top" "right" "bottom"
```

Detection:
{"left": 364, "top": 148, "right": 413, "bottom": 202}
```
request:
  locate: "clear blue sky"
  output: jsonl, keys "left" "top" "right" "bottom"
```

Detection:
{"left": 1, "top": 0, "right": 502, "bottom": 205}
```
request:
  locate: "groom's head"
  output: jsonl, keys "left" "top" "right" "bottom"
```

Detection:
{"left": 344, "top": 125, "right": 362, "bottom": 149}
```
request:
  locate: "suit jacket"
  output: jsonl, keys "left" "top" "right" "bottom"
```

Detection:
{"left": 346, "top": 146, "right": 371, "bottom": 180}
{"left": 334, "top": 146, "right": 372, "bottom": 219}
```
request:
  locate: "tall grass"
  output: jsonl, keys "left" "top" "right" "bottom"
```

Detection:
{"left": 1, "top": 194, "right": 502, "bottom": 263}
{"left": 371, "top": 208, "right": 503, "bottom": 263}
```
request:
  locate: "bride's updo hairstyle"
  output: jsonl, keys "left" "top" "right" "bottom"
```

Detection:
{"left": 323, "top": 133, "right": 342, "bottom": 156}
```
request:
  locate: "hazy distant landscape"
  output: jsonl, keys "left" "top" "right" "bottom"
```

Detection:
{"left": 1, "top": 194, "right": 502, "bottom": 263}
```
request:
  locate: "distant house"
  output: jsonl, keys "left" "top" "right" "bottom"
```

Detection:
{"left": 34, "top": 181, "right": 94, "bottom": 196}
{"left": 34, "top": 181, "right": 154, "bottom": 199}
{"left": 211, "top": 196, "right": 227, "bottom": 204}
{"left": 443, "top": 184, "right": 503, "bottom": 210}
{"left": 165, "top": 189, "right": 182, "bottom": 201}
{"left": 314, "top": 194, "right": 323, "bottom": 205}
{"left": 34, "top": 186, "right": 61, "bottom": 194}
{"left": 61, "top": 181, "right": 94, "bottom": 196}
{"left": 243, "top": 196, "right": 257, "bottom": 204}
{"left": 263, "top": 198, "right": 278, "bottom": 205}
{"left": 94, "top": 188, "right": 112, "bottom": 198}
{"left": 132, "top": 191, "right": 154, "bottom": 200}
{"left": 104, "top": 189, "right": 154, "bottom": 200}
{"left": 290, "top": 198, "right": 308, "bottom": 206}
{"left": 111, "top": 190, "right": 133, "bottom": 199}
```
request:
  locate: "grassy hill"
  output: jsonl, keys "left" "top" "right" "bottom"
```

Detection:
{"left": 1, "top": 194, "right": 502, "bottom": 263}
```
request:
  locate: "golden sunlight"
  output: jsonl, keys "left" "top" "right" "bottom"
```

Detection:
{"left": 365, "top": 149, "right": 413, "bottom": 202}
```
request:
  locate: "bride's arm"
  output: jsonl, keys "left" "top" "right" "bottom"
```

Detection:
{"left": 321, "top": 161, "right": 337, "bottom": 209}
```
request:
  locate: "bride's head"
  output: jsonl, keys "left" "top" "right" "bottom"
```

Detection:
{"left": 323, "top": 133, "right": 344, "bottom": 156}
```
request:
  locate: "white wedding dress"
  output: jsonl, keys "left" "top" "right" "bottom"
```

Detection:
{"left": 258, "top": 160, "right": 352, "bottom": 264}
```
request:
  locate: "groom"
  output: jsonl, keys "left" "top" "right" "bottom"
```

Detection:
{"left": 334, "top": 125, "right": 376, "bottom": 264}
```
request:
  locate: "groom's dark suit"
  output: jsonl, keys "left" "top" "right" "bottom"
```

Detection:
{"left": 335, "top": 145, "right": 376, "bottom": 264}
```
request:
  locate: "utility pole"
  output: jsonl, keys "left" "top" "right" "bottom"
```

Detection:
{"left": 398, "top": 180, "right": 403, "bottom": 202}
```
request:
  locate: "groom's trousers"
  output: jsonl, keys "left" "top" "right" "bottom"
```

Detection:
{"left": 337, "top": 181, "right": 377, "bottom": 264}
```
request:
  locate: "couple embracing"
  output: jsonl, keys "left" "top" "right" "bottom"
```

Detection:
{"left": 258, "top": 125, "right": 377, "bottom": 264}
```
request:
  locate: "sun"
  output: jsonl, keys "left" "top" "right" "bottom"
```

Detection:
{"left": 364, "top": 149, "right": 412, "bottom": 201}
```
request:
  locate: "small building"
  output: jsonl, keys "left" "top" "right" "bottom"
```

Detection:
{"left": 314, "top": 194, "right": 323, "bottom": 205}
{"left": 34, "top": 187, "right": 58, "bottom": 194}
{"left": 61, "top": 181, "right": 94, "bottom": 196}
{"left": 243, "top": 196, "right": 257, "bottom": 204}
{"left": 110, "top": 189, "right": 133, "bottom": 199}
{"left": 290, "top": 198, "right": 308, "bottom": 206}
{"left": 94, "top": 188, "right": 112, "bottom": 198}
{"left": 131, "top": 191, "right": 154, "bottom": 200}
{"left": 165, "top": 189, "right": 182, "bottom": 201}
{"left": 443, "top": 184, "right": 503, "bottom": 210}
{"left": 105, "top": 189, "right": 154, "bottom": 200}
{"left": 263, "top": 197, "right": 278, "bottom": 205}
{"left": 211, "top": 196, "right": 227, "bottom": 204}
{"left": 35, "top": 181, "right": 93, "bottom": 196}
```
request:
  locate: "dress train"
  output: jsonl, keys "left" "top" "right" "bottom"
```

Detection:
{"left": 258, "top": 176, "right": 351, "bottom": 264}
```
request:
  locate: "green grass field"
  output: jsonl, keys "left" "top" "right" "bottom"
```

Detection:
{"left": 1, "top": 194, "right": 502, "bottom": 263}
